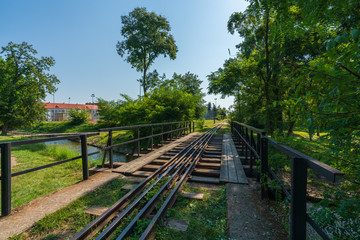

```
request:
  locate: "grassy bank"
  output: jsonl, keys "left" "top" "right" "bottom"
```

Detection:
{"left": 20, "top": 121, "right": 101, "bottom": 133}
{"left": 0, "top": 139, "right": 102, "bottom": 210}
{"left": 10, "top": 182, "right": 227, "bottom": 239}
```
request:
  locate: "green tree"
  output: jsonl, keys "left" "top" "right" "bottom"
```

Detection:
{"left": 68, "top": 108, "right": 90, "bottom": 125}
{"left": 97, "top": 71, "right": 205, "bottom": 125}
{"left": 116, "top": 7, "right": 178, "bottom": 96}
{"left": 207, "top": 102, "right": 212, "bottom": 111}
{"left": 0, "top": 42, "right": 59, "bottom": 135}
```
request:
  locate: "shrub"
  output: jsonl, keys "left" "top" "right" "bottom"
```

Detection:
{"left": 195, "top": 119, "right": 205, "bottom": 130}
{"left": 44, "top": 144, "right": 78, "bottom": 161}
{"left": 68, "top": 108, "right": 90, "bottom": 125}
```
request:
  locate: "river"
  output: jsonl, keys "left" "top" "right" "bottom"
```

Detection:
{"left": 45, "top": 140, "right": 127, "bottom": 163}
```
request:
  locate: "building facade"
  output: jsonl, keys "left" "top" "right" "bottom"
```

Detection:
{"left": 43, "top": 103, "right": 99, "bottom": 122}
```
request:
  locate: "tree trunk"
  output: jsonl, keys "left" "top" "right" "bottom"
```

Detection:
{"left": 143, "top": 67, "right": 147, "bottom": 97}
{"left": 264, "top": 9, "right": 273, "bottom": 134}
{"left": 287, "top": 121, "right": 296, "bottom": 137}
{"left": 1, "top": 124, "right": 8, "bottom": 136}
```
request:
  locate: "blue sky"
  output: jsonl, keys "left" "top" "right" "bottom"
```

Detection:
{"left": 0, "top": 0, "right": 248, "bottom": 109}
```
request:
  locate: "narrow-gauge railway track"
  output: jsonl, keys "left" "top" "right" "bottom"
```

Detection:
{"left": 72, "top": 123, "right": 223, "bottom": 240}
{"left": 130, "top": 134, "right": 223, "bottom": 184}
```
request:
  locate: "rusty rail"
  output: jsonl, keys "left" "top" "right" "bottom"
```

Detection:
{"left": 72, "top": 123, "right": 223, "bottom": 239}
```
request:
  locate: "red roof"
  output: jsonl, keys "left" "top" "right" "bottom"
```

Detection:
{"left": 43, "top": 103, "right": 98, "bottom": 110}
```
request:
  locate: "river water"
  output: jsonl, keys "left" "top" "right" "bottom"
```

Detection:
{"left": 45, "top": 140, "right": 127, "bottom": 163}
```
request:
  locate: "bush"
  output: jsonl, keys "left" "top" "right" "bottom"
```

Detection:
{"left": 195, "top": 119, "right": 205, "bottom": 130}
{"left": 44, "top": 144, "right": 78, "bottom": 161}
{"left": 68, "top": 108, "right": 90, "bottom": 125}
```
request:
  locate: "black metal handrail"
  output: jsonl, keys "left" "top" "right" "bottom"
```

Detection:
{"left": 99, "top": 121, "right": 194, "bottom": 168}
{"left": 0, "top": 121, "right": 195, "bottom": 217}
{"left": 231, "top": 121, "right": 344, "bottom": 240}
{"left": 0, "top": 133, "right": 99, "bottom": 217}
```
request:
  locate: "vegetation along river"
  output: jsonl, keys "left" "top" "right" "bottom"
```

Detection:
{"left": 45, "top": 140, "right": 127, "bottom": 163}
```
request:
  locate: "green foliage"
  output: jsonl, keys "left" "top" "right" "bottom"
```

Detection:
{"left": 308, "top": 202, "right": 360, "bottom": 240}
{"left": 116, "top": 7, "right": 178, "bottom": 95}
{"left": 10, "top": 179, "right": 130, "bottom": 239}
{"left": 0, "top": 42, "right": 59, "bottom": 135}
{"left": 195, "top": 119, "right": 205, "bottom": 130}
{"left": 22, "top": 121, "right": 102, "bottom": 133}
{"left": 68, "top": 108, "right": 90, "bottom": 125}
{"left": 43, "top": 144, "right": 78, "bottom": 161}
{"left": 155, "top": 186, "right": 227, "bottom": 239}
{"left": 209, "top": 2, "right": 359, "bottom": 233}
{"left": 97, "top": 72, "right": 205, "bottom": 125}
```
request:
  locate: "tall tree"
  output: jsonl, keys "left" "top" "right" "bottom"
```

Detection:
{"left": 116, "top": 7, "right": 178, "bottom": 96}
{"left": 0, "top": 42, "right": 59, "bottom": 135}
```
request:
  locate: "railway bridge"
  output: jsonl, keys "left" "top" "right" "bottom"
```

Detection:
{"left": 0, "top": 121, "right": 344, "bottom": 239}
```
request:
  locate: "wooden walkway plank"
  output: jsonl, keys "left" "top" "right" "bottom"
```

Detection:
{"left": 220, "top": 137, "right": 230, "bottom": 183}
{"left": 226, "top": 143, "right": 239, "bottom": 183}
{"left": 113, "top": 132, "right": 198, "bottom": 174}
{"left": 220, "top": 133, "right": 248, "bottom": 184}
{"left": 229, "top": 134, "right": 248, "bottom": 184}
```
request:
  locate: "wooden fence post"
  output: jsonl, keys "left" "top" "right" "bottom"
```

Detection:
{"left": 1, "top": 143, "right": 11, "bottom": 216}
{"left": 290, "top": 158, "right": 307, "bottom": 240}
{"left": 80, "top": 135, "right": 89, "bottom": 180}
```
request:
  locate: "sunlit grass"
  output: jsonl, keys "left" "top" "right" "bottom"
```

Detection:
{"left": 0, "top": 141, "right": 102, "bottom": 210}
{"left": 10, "top": 183, "right": 227, "bottom": 240}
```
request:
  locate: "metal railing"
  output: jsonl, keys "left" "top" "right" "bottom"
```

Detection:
{"left": 99, "top": 121, "right": 194, "bottom": 168}
{"left": 0, "top": 121, "right": 195, "bottom": 217}
{"left": 0, "top": 133, "right": 99, "bottom": 216}
{"left": 231, "top": 121, "right": 344, "bottom": 240}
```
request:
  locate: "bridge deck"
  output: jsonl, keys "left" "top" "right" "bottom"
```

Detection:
{"left": 113, "top": 132, "right": 198, "bottom": 174}
{"left": 220, "top": 133, "right": 248, "bottom": 184}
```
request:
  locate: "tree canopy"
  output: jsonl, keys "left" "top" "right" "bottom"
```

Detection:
{"left": 97, "top": 71, "right": 205, "bottom": 125}
{"left": 116, "top": 7, "right": 178, "bottom": 96}
{"left": 207, "top": 0, "right": 360, "bottom": 216}
{"left": 0, "top": 42, "right": 59, "bottom": 135}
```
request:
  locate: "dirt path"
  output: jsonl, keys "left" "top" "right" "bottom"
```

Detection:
{"left": 0, "top": 172, "right": 123, "bottom": 240}
{"left": 227, "top": 179, "right": 288, "bottom": 240}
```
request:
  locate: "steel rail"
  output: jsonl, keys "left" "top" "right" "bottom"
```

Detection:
{"left": 72, "top": 126, "right": 216, "bottom": 240}
{"left": 138, "top": 124, "right": 222, "bottom": 239}
{"left": 94, "top": 127, "right": 219, "bottom": 239}
{"left": 115, "top": 126, "right": 221, "bottom": 239}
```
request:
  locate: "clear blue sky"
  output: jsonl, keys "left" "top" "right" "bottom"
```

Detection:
{"left": 0, "top": 0, "right": 248, "bottom": 109}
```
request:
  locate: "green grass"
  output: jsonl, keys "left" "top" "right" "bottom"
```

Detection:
{"left": 155, "top": 185, "right": 227, "bottom": 240}
{"left": 0, "top": 139, "right": 102, "bottom": 210}
{"left": 10, "top": 179, "right": 130, "bottom": 240}
{"left": 20, "top": 121, "right": 101, "bottom": 133}
{"left": 267, "top": 128, "right": 360, "bottom": 240}
{"left": 195, "top": 119, "right": 230, "bottom": 134}
{"left": 10, "top": 183, "right": 228, "bottom": 239}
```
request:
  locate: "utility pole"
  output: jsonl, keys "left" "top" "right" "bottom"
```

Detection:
{"left": 68, "top": 97, "right": 71, "bottom": 104}
{"left": 52, "top": 93, "right": 55, "bottom": 121}
{"left": 91, "top": 94, "right": 95, "bottom": 104}
{"left": 214, "top": 98, "right": 217, "bottom": 123}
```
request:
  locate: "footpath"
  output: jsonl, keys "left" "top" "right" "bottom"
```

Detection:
{"left": 0, "top": 172, "right": 121, "bottom": 239}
